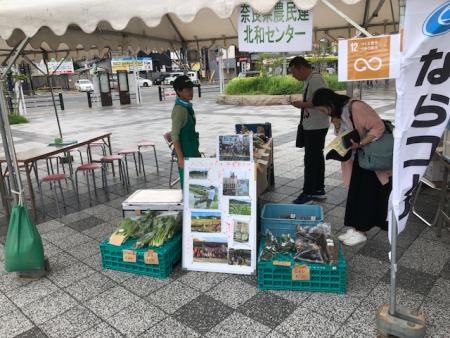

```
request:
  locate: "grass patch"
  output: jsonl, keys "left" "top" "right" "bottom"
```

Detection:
{"left": 8, "top": 114, "right": 28, "bottom": 125}
{"left": 225, "top": 74, "right": 346, "bottom": 95}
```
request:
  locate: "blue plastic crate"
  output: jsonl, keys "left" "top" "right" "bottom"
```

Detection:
{"left": 261, "top": 204, "right": 323, "bottom": 237}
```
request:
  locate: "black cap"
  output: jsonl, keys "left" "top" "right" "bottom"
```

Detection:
{"left": 173, "top": 75, "right": 194, "bottom": 91}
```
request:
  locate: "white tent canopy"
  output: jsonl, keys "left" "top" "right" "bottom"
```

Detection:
{"left": 0, "top": 0, "right": 399, "bottom": 61}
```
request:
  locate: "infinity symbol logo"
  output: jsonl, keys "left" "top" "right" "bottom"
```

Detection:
{"left": 353, "top": 57, "right": 383, "bottom": 72}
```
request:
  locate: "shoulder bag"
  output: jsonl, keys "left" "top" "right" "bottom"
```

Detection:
{"left": 295, "top": 83, "right": 309, "bottom": 148}
{"left": 349, "top": 101, "right": 394, "bottom": 171}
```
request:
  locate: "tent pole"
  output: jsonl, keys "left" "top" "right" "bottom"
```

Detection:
{"left": 43, "top": 55, "right": 63, "bottom": 139}
{"left": 0, "top": 38, "right": 29, "bottom": 207}
{"left": 320, "top": 0, "right": 372, "bottom": 37}
{"left": 389, "top": 0, "right": 406, "bottom": 317}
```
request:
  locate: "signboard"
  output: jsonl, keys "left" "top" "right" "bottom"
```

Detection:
{"left": 111, "top": 57, "right": 153, "bottom": 72}
{"left": 238, "top": 0, "right": 313, "bottom": 52}
{"left": 390, "top": 0, "right": 450, "bottom": 237}
{"left": 338, "top": 35, "right": 401, "bottom": 81}
{"left": 182, "top": 135, "right": 257, "bottom": 275}
{"left": 33, "top": 59, "right": 75, "bottom": 75}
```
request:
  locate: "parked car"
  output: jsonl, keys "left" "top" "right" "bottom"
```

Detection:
{"left": 164, "top": 72, "right": 184, "bottom": 85}
{"left": 75, "top": 79, "right": 94, "bottom": 92}
{"left": 153, "top": 74, "right": 167, "bottom": 85}
{"left": 137, "top": 77, "right": 152, "bottom": 87}
{"left": 238, "top": 71, "right": 260, "bottom": 78}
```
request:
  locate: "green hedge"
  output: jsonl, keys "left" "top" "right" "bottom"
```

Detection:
{"left": 225, "top": 74, "right": 345, "bottom": 95}
{"left": 8, "top": 115, "right": 28, "bottom": 125}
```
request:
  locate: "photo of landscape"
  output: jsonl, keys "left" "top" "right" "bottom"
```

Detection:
{"left": 189, "top": 169, "right": 208, "bottom": 180}
{"left": 191, "top": 211, "right": 221, "bottom": 233}
{"left": 229, "top": 198, "right": 251, "bottom": 216}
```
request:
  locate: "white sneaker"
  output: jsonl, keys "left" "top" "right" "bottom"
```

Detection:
{"left": 343, "top": 231, "right": 367, "bottom": 246}
{"left": 337, "top": 228, "right": 356, "bottom": 242}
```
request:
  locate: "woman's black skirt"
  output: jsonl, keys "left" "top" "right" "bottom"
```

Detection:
{"left": 344, "top": 155, "right": 392, "bottom": 232}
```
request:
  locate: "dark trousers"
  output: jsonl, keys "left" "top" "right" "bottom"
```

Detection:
{"left": 303, "top": 128, "right": 328, "bottom": 194}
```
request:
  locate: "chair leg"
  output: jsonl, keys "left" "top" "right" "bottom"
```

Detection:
{"left": 38, "top": 181, "right": 46, "bottom": 219}
{"left": 74, "top": 171, "right": 81, "bottom": 210}
{"left": 132, "top": 153, "right": 139, "bottom": 177}
{"left": 124, "top": 155, "right": 131, "bottom": 185}
{"left": 169, "top": 159, "right": 174, "bottom": 188}
{"left": 52, "top": 182, "right": 61, "bottom": 218}
{"left": 58, "top": 180, "right": 66, "bottom": 213}
{"left": 153, "top": 146, "right": 159, "bottom": 174}
{"left": 138, "top": 146, "right": 143, "bottom": 174}
{"left": 85, "top": 171, "right": 93, "bottom": 207}
{"left": 139, "top": 152, "right": 146, "bottom": 182}
{"left": 92, "top": 170, "right": 98, "bottom": 196}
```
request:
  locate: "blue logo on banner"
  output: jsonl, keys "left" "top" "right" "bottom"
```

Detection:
{"left": 423, "top": 2, "right": 450, "bottom": 36}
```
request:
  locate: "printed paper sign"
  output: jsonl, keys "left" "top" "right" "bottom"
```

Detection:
{"left": 111, "top": 57, "right": 153, "bottom": 72}
{"left": 338, "top": 35, "right": 401, "bottom": 81}
{"left": 292, "top": 264, "right": 310, "bottom": 281}
{"left": 238, "top": 0, "right": 313, "bottom": 52}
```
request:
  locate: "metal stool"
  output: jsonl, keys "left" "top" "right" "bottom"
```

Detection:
{"left": 100, "top": 155, "right": 129, "bottom": 187}
{"left": 38, "top": 173, "right": 76, "bottom": 218}
{"left": 118, "top": 149, "right": 146, "bottom": 182}
{"left": 74, "top": 163, "right": 106, "bottom": 207}
{"left": 163, "top": 132, "right": 179, "bottom": 188}
{"left": 412, "top": 176, "right": 445, "bottom": 227}
{"left": 87, "top": 141, "right": 107, "bottom": 162}
{"left": 137, "top": 140, "right": 159, "bottom": 174}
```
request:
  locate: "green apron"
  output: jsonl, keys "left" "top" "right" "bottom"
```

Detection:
{"left": 176, "top": 98, "right": 200, "bottom": 188}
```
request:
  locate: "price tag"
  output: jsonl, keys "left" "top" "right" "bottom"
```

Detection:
{"left": 292, "top": 264, "right": 310, "bottom": 281}
{"left": 134, "top": 209, "right": 142, "bottom": 217}
{"left": 109, "top": 233, "right": 126, "bottom": 246}
{"left": 272, "top": 260, "right": 291, "bottom": 267}
{"left": 123, "top": 250, "right": 137, "bottom": 263}
{"left": 144, "top": 250, "right": 159, "bottom": 265}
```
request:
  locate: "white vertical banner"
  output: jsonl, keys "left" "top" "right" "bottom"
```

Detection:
{"left": 390, "top": 0, "right": 450, "bottom": 238}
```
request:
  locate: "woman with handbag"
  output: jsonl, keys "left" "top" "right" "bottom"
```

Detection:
{"left": 312, "top": 88, "right": 392, "bottom": 246}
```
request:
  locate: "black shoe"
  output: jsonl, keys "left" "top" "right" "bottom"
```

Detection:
{"left": 310, "top": 189, "right": 327, "bottom": 200}
{"left": 293, "top": 193, "right": 315, "bottom": 204}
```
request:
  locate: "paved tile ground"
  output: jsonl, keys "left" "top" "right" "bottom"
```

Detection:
{"left": 1, "top": 85, "right": 449, "bottom": 337}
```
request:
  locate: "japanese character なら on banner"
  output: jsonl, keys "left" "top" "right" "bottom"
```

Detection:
{"left": 390, "top": 0, "right": 450, "bottom": 238}
{"left": 238, "top": 0, "right": 312, "bottom": 52}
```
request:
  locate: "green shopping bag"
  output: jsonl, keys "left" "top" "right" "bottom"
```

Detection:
{"left": 4, "top": 205, "right": 45, "bottom": 272}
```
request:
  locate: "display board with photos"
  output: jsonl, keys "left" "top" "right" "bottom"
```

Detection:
{"left": 182, "top": 135, "right": 256, "bottom": 275}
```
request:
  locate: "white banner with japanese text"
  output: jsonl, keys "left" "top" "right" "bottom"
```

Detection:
{"left": 238, "top": 0, "right": 312, "bottom": 52}
{"left": 390, "top": 0, "right": 450, "bottom": 237}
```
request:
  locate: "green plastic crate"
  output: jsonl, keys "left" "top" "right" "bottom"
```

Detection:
{"left": 100, "top": 233, "right": 181, "bottom": 279}
{"left": 257, "top": 237, "right": 347, "bottom": 293}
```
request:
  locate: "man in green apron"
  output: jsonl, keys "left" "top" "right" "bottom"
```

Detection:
{"left": 171, "top": 75, "right": 201, "bottom": 188}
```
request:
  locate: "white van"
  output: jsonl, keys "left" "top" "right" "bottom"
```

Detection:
{"left": 164, "top": 72, "right": 184, "bottom": 85}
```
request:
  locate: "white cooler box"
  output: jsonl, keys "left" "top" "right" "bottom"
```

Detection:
{"left": 122, "top": 189, "right": 183, "bottom": 218}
